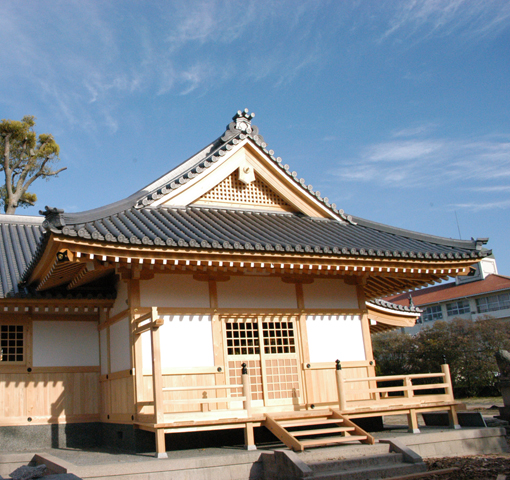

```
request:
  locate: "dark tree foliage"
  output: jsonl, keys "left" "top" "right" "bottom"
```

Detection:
{"left": 373, "top": 317, "right": 510, "bottom": 397}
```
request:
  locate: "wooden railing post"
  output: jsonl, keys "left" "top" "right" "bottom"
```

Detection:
{"left": 335, "top": 360, "right": 347, "bottom": 412}
{"left": 404, "top": 376, "right": 414, "bottom": 398}
{"left": 441, "top": 362, "right": 461, "bottom": 429}
{"left": 149, "top": 307, "right": 168, "bottom": 458}
{"left": 242, "top": 363, "right": 256, "bottom": 450}
{"left": 441, "top": 363, "right": 454, "bottom": 401}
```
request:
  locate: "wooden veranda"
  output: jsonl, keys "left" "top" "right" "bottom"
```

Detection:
{"left": 130, "top": 308, "right": 461, "bottom": 457}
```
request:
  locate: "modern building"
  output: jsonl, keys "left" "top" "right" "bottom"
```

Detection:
{"left": 386, "top": 257, "right": 510, "bottom": 334}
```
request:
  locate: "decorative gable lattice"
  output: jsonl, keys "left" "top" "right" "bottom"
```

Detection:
{"left": 195, "top": 170, "right": 294, "bottom": 211}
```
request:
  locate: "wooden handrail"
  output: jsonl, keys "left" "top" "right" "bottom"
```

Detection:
{"left": 335, "top": 363, "right": 455, "bottom": 411}
{"left": 164, "top": 396, "right": 247, "bottom": 405}
{"left": 343, "top": 372, "right": 446, "bottom": 383}
{"left": 162, "top": 384, "right": 242, "bottom": 392}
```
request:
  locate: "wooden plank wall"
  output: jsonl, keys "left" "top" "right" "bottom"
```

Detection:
{"left": 99, "top": 370, "right": 135, "bottom": 423}
{"left": 0, "top": 369, "right": 100, "bottom": 426}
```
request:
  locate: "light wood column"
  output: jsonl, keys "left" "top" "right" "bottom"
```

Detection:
{"left": 356, "top": 283, "right": 375, "bottom": 377}
{"left": 129, "top": 277, "right": 145, "bottom": 417}
{"left": 295, "top": 282, "right": 311, "bottom": 407}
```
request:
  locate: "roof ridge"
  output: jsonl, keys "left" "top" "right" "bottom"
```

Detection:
{"left": 133, "top": 109, "right": 354, "bottom": 224}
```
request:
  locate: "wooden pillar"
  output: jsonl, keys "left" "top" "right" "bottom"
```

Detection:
{"left": 129, "top": 278, "right": 146, "bottom": 419}
{"left": 150, "top": 307, "right": 168, "bottom": 458}
{"left": 295, "top": 282, "right": 312, "bottom": 407}
{"left": 242, "top": 363, "right": 256, "bottom": 450}
{"left": 442, "top": 363, "right": 461, "bottom": 429}
{"left": 335, "top": 360, "right": 347, "bottom": 412}
{"left": 407, "top": 408, "right": 420, "bottom": 434}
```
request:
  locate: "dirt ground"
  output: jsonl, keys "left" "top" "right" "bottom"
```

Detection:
{"left": 422, "top": 398, "right": 509, "bottom": 479}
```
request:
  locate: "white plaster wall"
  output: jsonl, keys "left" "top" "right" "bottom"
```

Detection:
{"left": 110, "top": 318, "right": 131, "bottom": 372}
{"left": 303, "top": 279, "right": 358, "bottom": 309}
{"left": 33, "top": 321, "right": 99, "bottom": 367}
{"left": 110, "top": 279, "right": 128, "bottom": 316}
{"left": 306, "top": 315, "right": 366, "bottom": 362}
{"left": 142, "top": 315, "right": 214, "bottom": 370}
{"left": 100, "top": 328, "right": 108, "bottom": 375}
{"left": 140, "top": 274, "right": 209, "bottom": 308}
{"left": 217, "top": 276, "right": 296, "bottom": 308}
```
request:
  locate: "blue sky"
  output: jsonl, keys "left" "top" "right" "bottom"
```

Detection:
{"left": 2, "top": 1, "right": 510, "bottom": 274}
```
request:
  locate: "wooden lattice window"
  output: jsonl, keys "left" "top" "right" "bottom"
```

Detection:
{"left": 226, "top": 320, "right": 260, "bottom": 355}
{"left": 262, "top": 320, "right": 296, "bottom": 354}
{"left": 199, "top": 170, "right": 290, "bottom": 207}
{"left": 0, "top": 324, "right": 24, "bottom": 363}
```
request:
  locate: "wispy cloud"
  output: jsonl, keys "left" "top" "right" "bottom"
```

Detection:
{"left": 381, "top": 0, "right": 510, "bottom": 43}
{"left": 392, "top": 124, "right": 438, "bottom": 137}
{"left": 332, "top": 134, "right": 510, "bottom": 193}
{"left": 450, "top": 199, "right": 510, "bottom": 212}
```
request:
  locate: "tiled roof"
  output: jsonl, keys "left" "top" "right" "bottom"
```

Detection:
{"left": 368, "top": 298, "right": 423, "bottom": 314}
{"left": 0, "top": 215, "right": 44, "bottom": 298}
{"left": 1, "top": 110, "right": 491, "bottom": 296}
{"left": 39, "top": 205, "right": 488, "bottom": 260}
{"left": 386, "top": 274, "right": 510, "bottom": 307}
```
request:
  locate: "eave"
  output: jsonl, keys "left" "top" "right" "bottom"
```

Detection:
{"left": 25, "top": 234, "right": 481, "bottom": 300}
{"left": 367, "top": 302, "right": 419, "bottom": 334}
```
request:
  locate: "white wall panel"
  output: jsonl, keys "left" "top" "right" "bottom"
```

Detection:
{"left": 142, "top": 315, "right": 214, "bottom": 370}
{"left": 110, "top": 279, "right": 128, "bottom": 316}
{"left": 110, "top": 318, "right": 131, "bottom": 372}
{"left": 140, "top": 274, "right": 209, "bottom": 308}
{"left": 303, "top": 279, "right": 358, "bottom": 309}
{"left": 217, "top": 276, "right": 296, "bottom": 308}
{"left": 306, "top": 315, "right": 365, "bottom": 362}
{"left": 33, "top": 321, "right": 99, "bottom": 367}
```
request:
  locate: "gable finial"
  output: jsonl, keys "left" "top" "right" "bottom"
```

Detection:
{"left": 222, "top": 109, "right": 260, "bottom": 142}
{"left": 233, "top": 108, "right": 255, "bottom": 133}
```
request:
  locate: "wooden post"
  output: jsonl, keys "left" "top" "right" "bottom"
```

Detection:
{"left": 242, "top": 363, "right": 256, "bottom": 450}
{"left": 442, "top": 363, "right": 461, "bottom": 429}
{"left": 407, "top": 408, "right": 420, "bottom": 434}
{"left": 150, "top": 307, "right": 167, "bottom": 458}
{"left": 441, "top": 363, "right": 454, "bottom": 401}
{"left": 335, "top": 360, "right": 347, "bottom": 412}
{"left": 404, "top": 376, "right": 414, "bottom": 398}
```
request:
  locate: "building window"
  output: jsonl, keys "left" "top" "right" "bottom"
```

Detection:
{"left": 0, "top": 324, "right": 24, "bottom": 363}
{"left": 421, "top": 305, "right": 443, "bottom": 323}
{"left": 262, "top": 321, "right": 296, "bottom": 354}
{"left": 446, "top": 300, "right": 470, "bottom": 317}
{"left": 226, "top": 320, "right": 260, "bottom": 355}
{"left": 225, "top": 318, "right": 296, "bottom": 355}
{"left": 476, "top": 293, "right": 510, "bottom": 314}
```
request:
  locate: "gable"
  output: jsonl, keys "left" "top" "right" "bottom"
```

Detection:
{"left": 153, "top": 142, "right": 334, "bottom": 218}
{"left": 194, "top": 168, "right": 293, "bottom": 212}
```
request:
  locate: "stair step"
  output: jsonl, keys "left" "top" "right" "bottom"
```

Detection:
{"left": 310, "top": 453, "right": 404, "bottom": 473}
{"left": 270, "top": 410, "right": 332, "bottom": 421}
{"left": 312, "top": 462, "right": 427, "bottom": 480}
{"left": 293, "top": 426, "right": 354, "bottom": 437}
{"left": 280, "top": 418, "right": 343, "bottom": 428}
{"left": 300, "top": 434, "right": 367, "bottom": 448}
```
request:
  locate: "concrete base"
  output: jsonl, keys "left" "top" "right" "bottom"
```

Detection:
{"left": 387, "top": 427, "right": 509, "bottom": 458}
{"left": 0, "top": 423, "right": 102, "bottom": 452}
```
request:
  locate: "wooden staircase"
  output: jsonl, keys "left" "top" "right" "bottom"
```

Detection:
{"left": 263, "top": 408, "right": 375, "bottom": 451}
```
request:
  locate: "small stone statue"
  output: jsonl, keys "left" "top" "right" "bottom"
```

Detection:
{"left": 495, "top": 350, "right": 510, "bottom": 378}
{"left": 495, "top": 350, "right": 510, "bottom": 422}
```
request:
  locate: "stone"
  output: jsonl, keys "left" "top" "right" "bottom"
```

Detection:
{"left": 495, "top": 350, "right": 510, "bottom": 378}
{"left": 9, "top": 465, "right": 47, "bottom": 480}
